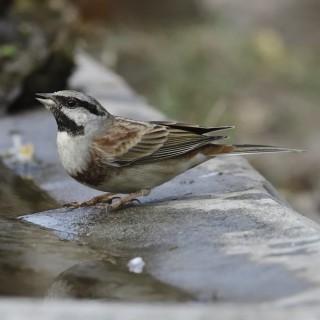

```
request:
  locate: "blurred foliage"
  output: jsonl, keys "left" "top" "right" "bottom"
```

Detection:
{"left": 251, "top": 29, "right": 288, "bottom": 66}
{"left": 80, "top": 18, "right": 320, "bottom": 127}
{"left": 0, "top": 0, "right": 75, "bottom": 114}
{"left": 0, "top": 44, "right": 18, "bottom": 58}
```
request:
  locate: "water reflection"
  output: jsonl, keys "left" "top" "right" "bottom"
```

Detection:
{"left": 0, "top": 161, "right": 99, "bottom": 297}
{"left": 0, "top": 160, "right": 58, "bottom": 218}
{"left": 0, "top": 218, "right": 97, "bottom": 297}
{"left": 0, "top": 161, "right": 192, "bottom": 301}
{"left": 46, "top": 260, "right": 192, "bottom": 302}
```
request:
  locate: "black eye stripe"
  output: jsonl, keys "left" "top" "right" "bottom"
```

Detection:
{"left": 81, "top": 100, "right": 105, "bottom": 116}
{"left": 61, "top": 97, "right": 105, "bottom": 116}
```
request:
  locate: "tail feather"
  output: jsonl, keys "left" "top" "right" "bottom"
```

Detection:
{"left": 228, "top": 144, "right": 304, "bottom": 155}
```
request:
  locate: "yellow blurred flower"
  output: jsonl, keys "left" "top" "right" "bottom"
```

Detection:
{"left": 18, "top": 143, "right": 35, "bottom": 164}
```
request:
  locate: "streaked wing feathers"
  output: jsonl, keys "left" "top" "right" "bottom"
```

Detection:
{"left": 93, "top": 117, "right": 168, "bottom": 164}
{"left": 94, "top": 117, "right": 232, "bottom": 166}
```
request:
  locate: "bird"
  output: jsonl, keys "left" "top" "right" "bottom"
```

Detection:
{"left": 36, "top": 90, "right": 300, "bottom": 210}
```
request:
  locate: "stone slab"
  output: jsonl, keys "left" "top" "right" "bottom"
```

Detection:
{"left": 1, "top": 299, "right": 320, "bottom": 320}
{"left": 21, "top": 156, "right": 320, "bottom": 304}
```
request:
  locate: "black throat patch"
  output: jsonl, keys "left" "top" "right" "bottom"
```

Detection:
{"left": 53, "top": 109, "right": 84, "bottom": 136}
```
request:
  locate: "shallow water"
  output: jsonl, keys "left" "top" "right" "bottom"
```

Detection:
{"left": 0, "top": 161, "right": 191, "bottom": 301}
{"left": 0, "top": 161, "right": 92, "bottom": 297}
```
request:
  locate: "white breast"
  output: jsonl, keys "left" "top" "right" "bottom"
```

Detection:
{"left": 56, "top": 132, "right": 91, "bottom": 176}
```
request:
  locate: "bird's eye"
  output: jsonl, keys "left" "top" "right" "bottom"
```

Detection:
{"left": 67, "top": 99, "right": 76, "bottom": 108}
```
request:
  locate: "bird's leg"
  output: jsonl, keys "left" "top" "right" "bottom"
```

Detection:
{"left": 108, "top": 189, "right": 150, "bottom": 210}
{"left": 63, "top": 192, "right": 116, "bottom": 208}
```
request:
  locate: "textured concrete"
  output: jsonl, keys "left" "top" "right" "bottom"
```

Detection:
{"left": 0, "top": 52, "right": 320, "bottom": 316}
{"left": 1, "top": 299, "right": 320, "bottom": 320}
{"left": 21, "top": 156, "right": 320, "bottom": 304}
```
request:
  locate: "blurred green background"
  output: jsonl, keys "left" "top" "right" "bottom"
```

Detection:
{"left": 4, "top": 0, "right": 320, "bottom": 221}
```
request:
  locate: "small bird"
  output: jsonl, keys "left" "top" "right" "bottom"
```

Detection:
{"left": 36, "top": 90, "right": 299, "bottom": 210}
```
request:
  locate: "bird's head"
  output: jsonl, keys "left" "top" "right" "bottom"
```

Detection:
{"left": 36, "top": 90, "right": 111, "bottom": 136}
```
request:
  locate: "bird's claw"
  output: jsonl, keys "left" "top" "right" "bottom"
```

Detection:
{"left": 63, "top": 202, "right": 81, "bottom": 208}
{"left": 105, "top": 196, "right": 121, "bottom": 204}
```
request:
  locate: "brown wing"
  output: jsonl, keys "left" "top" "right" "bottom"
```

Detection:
{"left": 93, "top": 117, "right": 231, "bottom": 167}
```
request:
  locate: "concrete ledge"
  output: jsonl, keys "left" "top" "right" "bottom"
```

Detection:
{"left": 1, "top": 299, "right": 320, "bottom": 320}
{"left": 21, "top": 156, "right": 320, "bottom": 304}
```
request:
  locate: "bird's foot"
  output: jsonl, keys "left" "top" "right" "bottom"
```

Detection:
{"left": 100, "top": 189, "right": 150, "bottom": 211}
{"left": 63, "top": 192, "right": 116, "bottom": 208}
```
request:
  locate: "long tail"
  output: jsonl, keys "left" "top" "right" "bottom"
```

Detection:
{"left": 228, "top": 144, "right": 303, "bottom": 155}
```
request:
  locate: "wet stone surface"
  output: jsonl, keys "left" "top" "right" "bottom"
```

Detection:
{"left": 21, "top": 156, "right": 320, "bottom": 303}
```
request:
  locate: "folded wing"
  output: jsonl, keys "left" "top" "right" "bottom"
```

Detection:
{"left": 93, "top": 118, "right": 231, "bottom": 166}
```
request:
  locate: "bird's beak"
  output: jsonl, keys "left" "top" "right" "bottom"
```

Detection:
{"left": 35, "top": 93, "right": 57, "bottom": 110}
